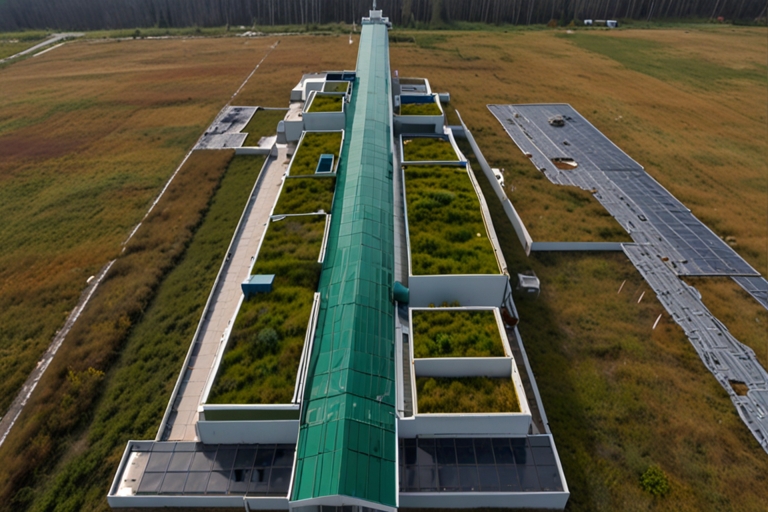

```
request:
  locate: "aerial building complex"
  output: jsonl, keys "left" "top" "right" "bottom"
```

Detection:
{"left": 108, "top": 8, "right": 569, "bottom": 511}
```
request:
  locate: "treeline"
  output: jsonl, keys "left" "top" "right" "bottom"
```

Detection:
{"left": 0, "top": 0, "right": 765, "bottom": 31}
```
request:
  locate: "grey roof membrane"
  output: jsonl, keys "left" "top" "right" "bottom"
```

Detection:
{"left": 399, "top": 436, "right": 564, "bottom": 493}
{"left": 132, "top": 442, "right": 295, "bottom": 497}
{"left": 488, "top": 104, "right": 758, "bottom": 277}
{"left": 196, "top": 106, "right": 256, "bottom": 150}
{"left": 489, "top": 103, "right": 768, "bottom": 453}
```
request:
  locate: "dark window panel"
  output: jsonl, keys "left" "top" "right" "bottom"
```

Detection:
{"left": 254, "top": 446, "right": 276, "bottom": 467}
{"left": 206, "top": 470, "right": 231, "bottom": 494}
{"left": 229, "top": 468, "right": 251, "bottom": 494}
{"left": 160, "top": 472, "right": 188, "bottom": 494}
{"left": 498, "top": 465, "right": 522, "bottom": 492}
{"left": 511, "top": 439, "right": 533, "bottom": 466}
{"left": 416, "top": 439, "right": 437, "bottom": 467}
{"left": 517, "top": 464, "right": 541, "bottom": 492}
{"left": 404, "top": 465, "right": 419, "bottom": 492}
{"left": 184, "top": 471, "right": 210, "bottom": 494}
{"left": 234, "top": 448, "right": 257, "bottom": 469}
{"left": 167, "top": 451, "right": 194, "bottom": 472}
{"left": 436, "top": 439, "right": 457, "bottom": 465}
{"left": 478, "top": 465, "right": 500, "bottom": 491}
{"left": 418, "top": 466, "right": 437, "bottom": 491}
{"left": 492, "top": 438, "right": 515, "bottom": 464}
{"left": 269, "top": 467, "right": 293, "bottom": 495}
{"left": 213, "top": 448, "right": 237, "bottom": 471}
{"left": 146, "top": 451, "right": 172, "bottom": 472}
{"left": 273, "top": 445, "right": 295, "bottom": 467}
{"left": 531, "top": 446, "right": 556, "bottom": 466}
{"left": 536, "top": 465, "right": 564, "bottom": 492}
{"left": 458, "top": 466, "right": 479, "bottom": 491}
{"left": 474, "top": 438, "right": 495, "bottom": 464}
{"left": 137, "top": 472, "right": 164, "bottom": 494}
{"left": 437, "top": 465, "right": 460, "bottom": 491}
{"left": 189, "top": 450, "right": 217, "bottom": 471}
{"left": 249, "top": 467, "right": 271, "bottom": 495}
{"left": 455, "top": 438, "right": 476, "bottom": 465}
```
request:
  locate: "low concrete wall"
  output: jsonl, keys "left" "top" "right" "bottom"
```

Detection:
{"left": 235, "top": 146, "right": 272, "bottom": 156}
{"left": 409, "top": 274, "right": 509, "bottom": 308}
{"left": 398, "top": 411, "right": 531, "bottom": 437}
{"left": 399, "top": 492, "right": 569, "bottom": 510}
{"left": 531, "top": 241, "right": 624, "bottom": 252}
{"left": 414, "top": 357, "right": 512, "bottom": 377}
{"left": 197, "top": 418, "right": 299, "bottom": 444}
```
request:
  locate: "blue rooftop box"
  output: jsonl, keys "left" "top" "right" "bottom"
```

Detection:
{"left": 242, "top": 274, "right": 275, "bottom": 298}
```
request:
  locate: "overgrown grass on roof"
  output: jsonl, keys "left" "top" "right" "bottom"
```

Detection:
{"left": 405, "top": 165, "right": 498, "bottom": 275}
{"left": 413, "top": 309, "right": 504, "bottom": 358}
{"left": 242, "top": 108, "right": 287, "bottom": 146}
{"left": 400, "top": 101, "right": 442, "bottom": 116}
{"left": 273, "top": 176, "right": 336, "bottom": 215}
{"left": 307, "top": 94, "right": 344, "bottom": 113}
{"left": 323, "top": 81, "right": 349, "bottom": 93}
{"left": 416, "top": 377, "right": 520, "bottom": 413}
{"left": 289, "top": 131, "right": 343, "bottom": 175}
{"left": 403, "top": 136, "right": 459, "bottom": 161}
{"left": 209, "top": 215, "right": 326, "bottom": 404}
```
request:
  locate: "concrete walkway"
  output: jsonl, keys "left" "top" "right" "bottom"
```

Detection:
{"left": 160, "top": 146, "right": 290, "bottom": 441}
{"left": 0, "top": 33, "right": 84, "bottom": 63}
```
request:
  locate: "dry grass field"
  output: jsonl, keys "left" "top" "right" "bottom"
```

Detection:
{"left": 0, "top": 25, "right": 765, "bottom": 512}
{"left": 0, "top": 35, "right": 276, "bottom": 415}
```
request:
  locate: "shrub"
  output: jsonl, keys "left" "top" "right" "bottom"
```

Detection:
{"left": 242, "top": 108, "right": 287, "bottom": 146}
{"left": 413, "top": 309, "right": 505, "bottom": 357}
{"left": 400, "top": 101, "right": 442, "bottom": 116}
{"left": 273, "top": 177, "right": 336, "bottom": 215}
{"left": 209, "top": 215, "right": 326, "bottom": 404}
{"left": 640, "top": 465, "right": 671, "bottom": 497}
{"left": 289, "top": 131, "right": 343, "bottom": 175}
{"left": 403, "top": 136, "right": 459, "bottom": 161}
{"left": 404, "top": 165, "right": 498, "bottom": 275}
{"left": 307, "top": 94, "right": 344, "bottom": 113}
{"left": 416, "top": 377, "right": 520, "bottom": 413}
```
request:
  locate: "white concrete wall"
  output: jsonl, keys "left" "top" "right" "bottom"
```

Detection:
{"left": 302, "top": 111, "right": 345, "bottom": 131}
{"left": 197, "top": 419, "right": 299, "bottom": 444}
{"left": 455, "top": 114, "right": 534, "bottom": 255}
{"left": 284, "top": 120, "right": 304, "bottom": 142}
{"left": 414, "top": 357, "right": 512, "bottom": 377}
{"left": 398, "top": 412, "right": 531, "bottom": 437}
{"left": 399, "top": 492, "right": 569, "bottom": 510}
{"left": 530, "top": 241, "right": 624, "bottom": 251}
{"left": 409, "top": 275, "right": 510, "bottom": 307}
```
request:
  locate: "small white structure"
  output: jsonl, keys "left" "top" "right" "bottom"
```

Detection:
{"left": 517, "top": 272, "right": 541, "bottom": 297}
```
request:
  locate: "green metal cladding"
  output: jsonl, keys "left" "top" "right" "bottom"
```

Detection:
{"left": 290, "top": 23, "right": 397, "bottom": 508}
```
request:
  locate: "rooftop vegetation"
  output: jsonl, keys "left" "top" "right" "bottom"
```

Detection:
{"left": 416, "top": 377, "right": 520, "bottom": 413}
{"left": 289, "top": 131, "right": 343, "bottom": 175}
{"left": 323, "top": 81, "right": 349, "bottom": 93}
{"left": 404, "top": 165, "right": 498, "bottom": 275}
{"left": 273, "top": 176, "right": 336, "bottom": 215}
{"left": 400, "top": 101, "right": 442, "bottom": 116}
{"left": 402, "top": 136, "right": 459, "bottom": 161}
{"left": 413, "top": 309, "right": 505, "bottom": 358}
{"left": 307, "top": 94, "right": 344, "bottom": 113}
{"left": 242, "top": 108, "right": 287, "bottom": 146}
{"left": 208, "top": 215, "right": 326, "bottom": 404}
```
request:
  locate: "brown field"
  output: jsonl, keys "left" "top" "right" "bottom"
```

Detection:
{"left": 0, "top": 35, "right": 276, "bottom": 414}
{"left": 0, "top": 26, "right": 765, "bottom": 512}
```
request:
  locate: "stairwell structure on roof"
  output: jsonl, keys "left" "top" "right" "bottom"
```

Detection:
{"left": 289, "top": 15, "right": 398, "bottom": 512}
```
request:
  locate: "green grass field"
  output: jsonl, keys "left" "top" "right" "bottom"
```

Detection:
{"left": 413, "top": 309, "right": 505, "bottom": 358}
{"left": 208, "top": 214, "right": 326, "bottom": 404}
{"left": 273, "top": 176, "right": 336, "bottom": 215}
{"left": 242, "top": 108, "right": 287, "bottom": 146}
{"left": 416, "top": 377, "right": 520, "bottom": 414}
{"left": 402, "top": 136, "right": 459, "bottom": 161}
{"left": 307, "top": 94, "right": 344, "bottom": 112}
{"left": 289, "top": 131, "right": 343, "bottom": 175}
{"left": 405, "top": 165, "right": 498, "bottom": 275}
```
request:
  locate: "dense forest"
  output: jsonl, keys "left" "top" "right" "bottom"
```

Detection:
{"left": 0, "top": 0, "right": 765, "bottom": 31}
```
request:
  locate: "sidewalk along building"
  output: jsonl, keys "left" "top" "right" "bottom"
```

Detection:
{"left": 108, "top": 9, "right": 569, "bottom": 511}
